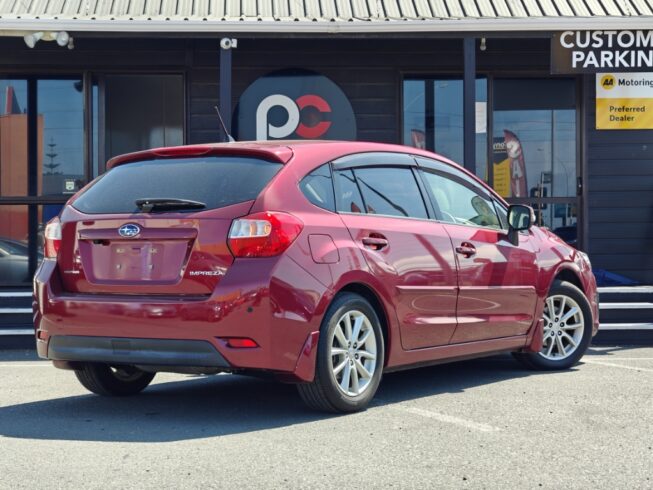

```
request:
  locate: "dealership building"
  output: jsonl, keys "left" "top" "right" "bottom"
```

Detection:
{"left": 1, "top": 2, "right": 653, "bottom": 301}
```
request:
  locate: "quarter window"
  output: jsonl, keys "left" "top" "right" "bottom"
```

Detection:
{"left": 422, "top": 171, "right": 501, "bottom": 229}
{"left": 353, "top": 168, "right": 428, "bottom": 219}
{"left": 300, "top": 164, "right": 335, "bottom": 212}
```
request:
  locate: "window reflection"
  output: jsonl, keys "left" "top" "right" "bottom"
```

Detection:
{"left": 334, "top": 170, "right": 365, "bottom": 214}
{"left": 0, "top": 205, "right": 30, "bottom": 284}
{"left": 532, "top": 202, "right": 578, "bottom": 247}
{"left": 354, "top": 168, "right": 428, "bottom": 219}
{"left": 0, "top": 80, "right": 28, "bottom": 197}
{"left": 37, "top": 79, "right": 85, "bottom": 196}
{"left": 492, "top": 79, "right": 577, "bottom": 199}
{"left": 422, "top": 171, "right": 501, "bottom": 230}
{"left": 402, "top": 78, "right": 488, "bottom": 181}
{"left": 104, "top": 75, "right": 183, "bottom": 160}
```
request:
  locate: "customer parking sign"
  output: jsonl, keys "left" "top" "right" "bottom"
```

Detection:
{"left": 596, "top": 72, "right": 653, "bottom": 129}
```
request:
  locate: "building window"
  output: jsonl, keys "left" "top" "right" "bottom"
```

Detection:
{"left": 0, "top": 79, "right": 28, "bottom": 197}
{"left": 402, "top": 77, "right": 488, "bottom": 180}
{"left": 492, "top": 78, "right": 578, "bottom": 240}
{"left": 37, "top": 79, "right": 85, "bottom": 196}
{"left": 0, "top": 73, "right": 185, "bottom": 286}
{"left": 94, "top": 74, "right": 184, "bottom": 174}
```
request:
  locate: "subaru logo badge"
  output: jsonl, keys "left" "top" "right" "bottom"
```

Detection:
{"left": 118, "top": 224, "right": 141, "bottom": 238}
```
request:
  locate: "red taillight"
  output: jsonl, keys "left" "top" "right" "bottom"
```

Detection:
{"left": 222, "top": 337, "right": 259, "bottom": 349}
{"left": 44, "top": 218, "right": 62, "bottom": 259}
{"left": 228, "top": 212, "right": 303, "bottom": 258}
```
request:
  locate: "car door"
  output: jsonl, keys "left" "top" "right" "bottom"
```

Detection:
{"left": 416, "top": 157, "right": 539, "bottom": 343}
{"left": 332, "top": 153, "right": 458, "bottom": 350}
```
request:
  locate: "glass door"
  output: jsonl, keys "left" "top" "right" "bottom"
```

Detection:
{"left": 0, "top": 76, "right": 86, "bottom": 286}
{"left": 491, "top": 78, "right": 580, "bottom": 247}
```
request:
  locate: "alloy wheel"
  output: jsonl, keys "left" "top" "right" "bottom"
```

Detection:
{"left": 539, "top": 294, "right": 585, "bottom": 361}
{"left": 329, "top": 310, "right": 378, "bottom": 397}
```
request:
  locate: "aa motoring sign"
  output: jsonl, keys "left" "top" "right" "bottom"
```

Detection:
{"left": 551, "top": 31, "right": 653, "bottom": 73}
{"left": 596, "top": 73, "right": 653, "bottom": 130}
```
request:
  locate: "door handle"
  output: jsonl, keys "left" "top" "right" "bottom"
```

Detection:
{"left": 455, "top": 242, "right": 476, "bottom": 258}
{"left": 362, "top": 236, "right": 388, "bottom": 251}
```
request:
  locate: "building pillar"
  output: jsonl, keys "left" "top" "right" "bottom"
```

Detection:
{"left": 219, "top": 37, "right": 237, "bottom": 141}
{"left": 463, "top": 36, "right": 476, "bottom": 175}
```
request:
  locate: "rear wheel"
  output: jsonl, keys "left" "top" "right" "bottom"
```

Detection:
{"left": 74, "top": 364, "right": 155, "bottom": 396}
{"left": 514, "top": 280, "right": 592, "bottom": 370}
{"left": 298, "top": 293, "right": 384, "bottom": 413}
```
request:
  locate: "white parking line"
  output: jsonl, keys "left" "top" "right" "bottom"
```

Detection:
{"left": 389, "top": 405, "right": 501, "bottom": 433}
{"left": 587, "top": 357, "right": 653, "bottom": 361}
{"left": 0, "top": 363, "right": 49, "bottom": 367}
{"left": 583, "top": 360, "right": 653, "bottom": 373}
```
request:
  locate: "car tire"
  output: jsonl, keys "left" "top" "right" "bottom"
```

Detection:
{"left": 297, "top": 293, "right": 385, "bottom": 413}
{"left": 74, "top": 363, "right": 156, "bottom": 396}
{"left": 514, "top": 280, "right": 593, "bottom": 371}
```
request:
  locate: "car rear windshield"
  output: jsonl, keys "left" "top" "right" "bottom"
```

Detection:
{"left": 72, "top": 156, "right": 283, "bottom": 214}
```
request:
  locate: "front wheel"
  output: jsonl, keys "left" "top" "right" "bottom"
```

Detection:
{"left": 297, "top": 293, "right": 385, "bottom": 413}
{"left": 514, "top": 280, "right": 593, "bottom": 370}
{"left": 74, "top": 364, "right": 155, "bottom": 396}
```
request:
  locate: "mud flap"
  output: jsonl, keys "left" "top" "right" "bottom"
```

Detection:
{"left": 525, "top": 319, "right": 544, "bottom": 353}
{"left": 289, "top": 331, "right": 320, "bottom": 383}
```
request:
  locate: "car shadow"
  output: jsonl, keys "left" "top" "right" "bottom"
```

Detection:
{"left": 587, "top": 344, "right": 649, "bottom": 356}
{"left": 0, "top": 354, "right": 569, "bottom": 443}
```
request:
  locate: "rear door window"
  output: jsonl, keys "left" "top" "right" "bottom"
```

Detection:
{"left": 72, "top": 157, "right": 282, "bottom": 214}
{"left": 353, "top": 167, "right": 428, "bottom": 219}
{"left": 334, "top": 169, "right": 365, "bottom": 214}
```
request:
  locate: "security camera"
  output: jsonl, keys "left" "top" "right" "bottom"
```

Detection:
{"left": 24, "top": 32, "right": 44, "bottom": 48}
{"left": 220, "top": 38, "right": 237, "bottom": 50}
{"left": 55, "top": 30, "right": 69, "bottom": 47}
{"left": 23, "top": 31, "right": 72, "bottom": 49}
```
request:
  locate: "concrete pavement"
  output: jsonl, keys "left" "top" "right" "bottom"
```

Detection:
{"left": 0, "top": 346, "right": 651, "bottom": 489}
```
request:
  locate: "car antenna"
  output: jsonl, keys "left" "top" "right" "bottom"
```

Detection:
{"left": 214, "top": 105, "right": 235, "bottom": 143}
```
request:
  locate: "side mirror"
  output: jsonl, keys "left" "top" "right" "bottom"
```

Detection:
{"left": 507, "top": 204, "right": 534, "bottom": 245}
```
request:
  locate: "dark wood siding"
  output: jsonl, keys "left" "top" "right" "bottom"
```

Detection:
{"left": 188, "top": 37, "right": 551, "bottom": 145}
{"left": 0, "top": 35, "right": 551, "bottom": 147}
{"left": 9, "top": 36, "right": 650, "bottom": 282}
{"left": 189, "top": 38, "right": 464, "bottom": 145}
{"left": 585, "top": 75, "right": 653, "bottom": 283}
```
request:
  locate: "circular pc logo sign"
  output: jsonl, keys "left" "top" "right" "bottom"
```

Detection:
{"left": 235, "top": 69, "right": 357, "bottom": 141}
{"left": 118, "top": 223, "right": 141, "bottom": 238}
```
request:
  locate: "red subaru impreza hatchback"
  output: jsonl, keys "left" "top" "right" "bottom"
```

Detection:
{"left": 34, "top": 141, "right": 598, "bottom": 412}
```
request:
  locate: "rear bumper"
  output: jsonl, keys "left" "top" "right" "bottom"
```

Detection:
{"left": 47, "top": 335, "right": 229, "bottom": 367}
{"left": 33, "top": 255, "right": 330, "bottom": 382}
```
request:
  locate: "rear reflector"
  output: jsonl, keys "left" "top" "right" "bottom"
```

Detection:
{"left": 228, "top": 212, "right": 303, "bottom": 258}
{"left": 222, "top": 337, "right": 259, "bottom": 349}
{"left": 44, "top": 218, "right": 62, "bottom": 258}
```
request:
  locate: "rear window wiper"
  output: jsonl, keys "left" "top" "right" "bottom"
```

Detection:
{"left": 135, "top": 198, "right": 207, "bottom": 213}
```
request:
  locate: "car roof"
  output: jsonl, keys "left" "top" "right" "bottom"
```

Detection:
{"left": 107, "top": 140, "right": 457, "bottom": 169}
{"left": 104, "top": 140, "right": 504, "bottom": 205}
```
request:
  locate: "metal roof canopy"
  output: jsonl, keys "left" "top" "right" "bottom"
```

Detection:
{"left": 0, "top": 0, "right": 652, "bottom": 34}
